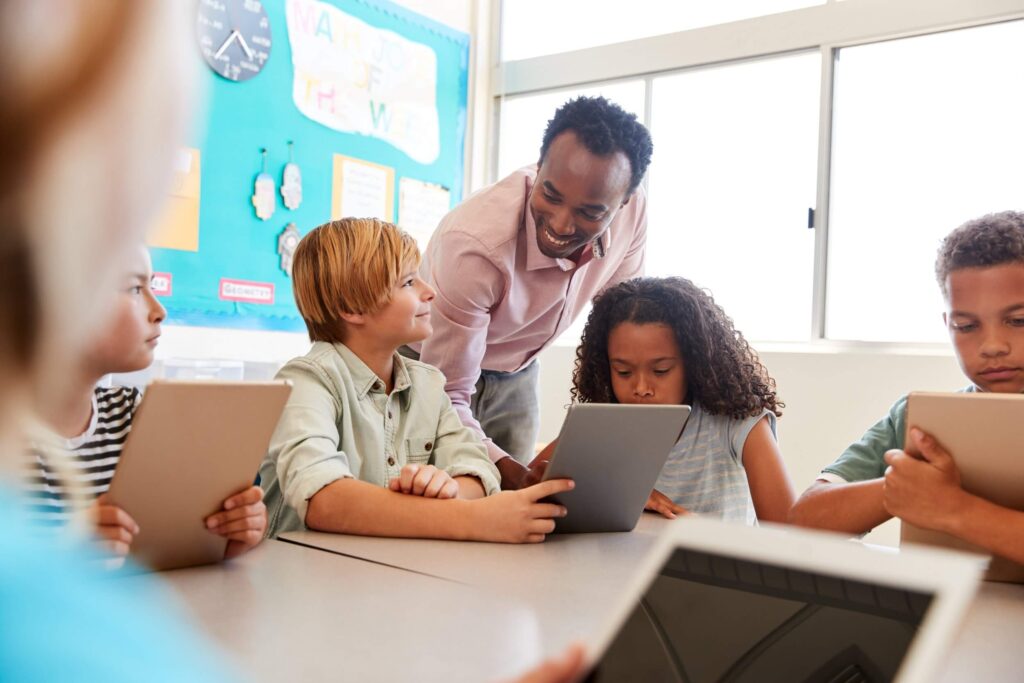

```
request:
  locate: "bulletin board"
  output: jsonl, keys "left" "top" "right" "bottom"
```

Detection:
{"left": 151, "top": 0, "right": 469, "bottom": 332}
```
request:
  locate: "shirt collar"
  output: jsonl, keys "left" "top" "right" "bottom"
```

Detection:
{"left": 334, "top": 343, "right": 413, "bottom": 403}
{"left": 523, "top": 175, "right": 610, "bottom": 273}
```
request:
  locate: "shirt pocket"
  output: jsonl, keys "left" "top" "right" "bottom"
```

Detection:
{"left": 403, "top": 435, "right": 436, "bottom": 465}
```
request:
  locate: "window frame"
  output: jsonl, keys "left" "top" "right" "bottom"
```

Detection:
{"left": 483, "top": 0, "right": 1024, "bottom": 348}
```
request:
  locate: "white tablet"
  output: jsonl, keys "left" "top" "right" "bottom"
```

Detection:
{"left": 586, "top": 516, "right": 983, "bottom": 683}
{"left": 901, "top": 391, "right": 1024, "bottom": 582}
{"left": 106, "top": 380, "right": 291, "bottom": 571}
{"left": 540, "top": 403, "right": 690, "bottom": 533}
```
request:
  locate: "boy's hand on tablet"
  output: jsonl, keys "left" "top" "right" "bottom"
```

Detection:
{"left": 644, "top": 489, "right": 687, "bottom": 519}
{"left": 882, "top": 428, "right": 966, "bottom": 532}
{"left": 91, "top": 494, "right": 139, "bottom": 557}
{"left": 388, "top": 464, "right": 458, "bottom": 499}
{"left": 470, "top": 478, "right": 573, "bottom": 543}
{"left": 205, "top": 485, "right": 267, "bottom": 559}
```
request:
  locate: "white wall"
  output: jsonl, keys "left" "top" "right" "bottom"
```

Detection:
{"left": 536, "top": 342, "right": 967, "bottom": 545}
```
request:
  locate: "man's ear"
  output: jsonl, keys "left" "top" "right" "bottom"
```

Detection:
{"left": 620, "top": 194, "right": 632, "bottom": 208}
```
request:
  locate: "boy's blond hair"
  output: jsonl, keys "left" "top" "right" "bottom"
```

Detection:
{"left": 292, "top": 218, "right": 420, "bottom": 343}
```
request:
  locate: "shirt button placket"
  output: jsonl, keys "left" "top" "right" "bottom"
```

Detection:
{"left": 384, "top": 396, "right": 397, "bottom": 473}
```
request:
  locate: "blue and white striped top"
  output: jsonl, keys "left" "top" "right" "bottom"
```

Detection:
{"left": 654, "top": 402, "right": 776, "bottom": 525}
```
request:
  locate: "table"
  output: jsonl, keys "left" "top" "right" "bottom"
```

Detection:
{"left": 133, "top": 540, "right": 546, "bottom": 682}
{"left": 149, "top": 514, "right": 1024, "bottom": 682}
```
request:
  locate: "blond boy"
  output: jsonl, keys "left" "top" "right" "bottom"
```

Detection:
{"left": 789, "top": 211, "right": 1024, "bottom": 565}
{"left": 259, "top": 219, "right": 572, "bottom": 541}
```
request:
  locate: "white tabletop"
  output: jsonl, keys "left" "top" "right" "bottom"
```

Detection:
{"left": 131, "top": 540, "right": 548, "bottom": 682}
{"left": 146, "top": 514, "right": 1024, "bottom": 682}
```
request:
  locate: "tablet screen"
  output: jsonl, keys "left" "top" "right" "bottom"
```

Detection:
{"left": 587, "top": 546, "right": 934, "bottom": 683}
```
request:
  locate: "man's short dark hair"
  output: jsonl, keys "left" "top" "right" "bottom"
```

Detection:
{"left": 936, "top": 211, "right": 1024, "bottom": 296}
{"left": 539, "top": 96, "right": 653, "bottom": 196}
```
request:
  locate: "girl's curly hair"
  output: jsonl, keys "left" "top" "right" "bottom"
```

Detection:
{"left": 571, "top": 277, "right": 783, "bottom": 418}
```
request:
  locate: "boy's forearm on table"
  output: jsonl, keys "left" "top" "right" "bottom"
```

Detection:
{"left": 788, "top": 478, "right": 890, "bottom": 535}
{"left": 305, "top": 478, "right": 474, "bottom": 540}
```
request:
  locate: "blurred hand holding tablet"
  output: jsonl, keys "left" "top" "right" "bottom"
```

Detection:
{"left": 106, "top": 380, "right": 291, "bottom": 571}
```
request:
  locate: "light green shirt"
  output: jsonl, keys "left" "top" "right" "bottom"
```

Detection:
{"left": 260, "top": 342, "right": 500, "bottom": 537}
{"left": 821, "top": 385, "right": 978, "bottom": 483}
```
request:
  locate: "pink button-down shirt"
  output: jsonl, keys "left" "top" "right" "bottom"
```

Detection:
{"left": 414, "top": 167, "right": 647, "bottom": 462}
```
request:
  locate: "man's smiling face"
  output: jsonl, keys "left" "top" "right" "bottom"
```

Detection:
{"left": 529, "top": 131, "right": 632, "bottom": 261}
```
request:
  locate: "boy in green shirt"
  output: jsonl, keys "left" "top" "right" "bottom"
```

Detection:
{"left": 790, "top": 211, "right": 1024, "bottom": 565}
{"left": 260, "top": 218, "right": 572, "bottom": 541}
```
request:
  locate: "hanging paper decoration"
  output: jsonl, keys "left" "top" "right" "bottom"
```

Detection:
{"left": 278, "top": 222, "right": 300, "bottom": 277}
{"left": 281, "top": 141, "right": 303, "bottom": 210}
{"left": 252, "top": 148, "right": 276, "bottom": 220}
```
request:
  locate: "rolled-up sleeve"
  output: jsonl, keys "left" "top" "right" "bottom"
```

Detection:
{"left": 431, "top": 391, "right": 501, "bottom": 496}
{"left": 269, "top": 359, "right": 354, "bottom": 524}
{"left": 419, "top": 230, "right": 507, "bottom": 460}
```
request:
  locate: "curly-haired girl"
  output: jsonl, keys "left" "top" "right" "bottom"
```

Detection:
{"left": 534, "top": 277, "right": 794, "bottom": 524}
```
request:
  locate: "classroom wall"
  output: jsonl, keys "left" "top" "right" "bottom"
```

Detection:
{"left": 151, "top": 0, "right": 475, "bottom": 370}
{"left": 536, "top": 342, "right": 967, "bottom": 545}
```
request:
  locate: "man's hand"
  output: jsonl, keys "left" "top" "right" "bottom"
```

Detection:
{"left": 882, "top": 427, "right": 967, "bottom": 532}
{"left": 496, "top": 456, "right": 549, "bottom": 490}
{"left": 644, "top": 489, "right": 687, "bottom": 519}
{"left": 90, "top": 494, "right": 139, "bottom": 557}
{"left": 205, "top": 485, "right": 267, "bottom": 559}
{"left": 388, "top": 464, "right": 459, "bottom": 499}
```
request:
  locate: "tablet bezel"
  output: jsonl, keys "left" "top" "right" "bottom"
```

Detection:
{"left": 585, "top": 516, "right": 983, "bottom": 683}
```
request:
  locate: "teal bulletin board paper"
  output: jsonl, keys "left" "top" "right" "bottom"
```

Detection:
{"left": 153, "top": 0, "right": 469, "bottom": 332}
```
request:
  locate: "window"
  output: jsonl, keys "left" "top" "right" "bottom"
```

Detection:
{"left": 647, "top": 53, "right": 821, "bottom": 341}
{"left": 826, "top": 21, "right": 1024, "bottom": 342}
{"left": 500, "top": 0, "right": 825, "bottom": 62}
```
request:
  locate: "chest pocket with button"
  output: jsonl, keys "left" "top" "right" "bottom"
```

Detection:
{"left": 404, "top": 436, "right": 435, "bottom": 464}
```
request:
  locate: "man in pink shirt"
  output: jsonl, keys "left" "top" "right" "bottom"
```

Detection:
{"left": 409, "top": 97, "right": 652, "bottom": 489}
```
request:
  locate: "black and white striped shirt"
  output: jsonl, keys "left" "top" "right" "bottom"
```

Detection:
{"left": 23, "top": 386, "right": 141, "bottom": 527}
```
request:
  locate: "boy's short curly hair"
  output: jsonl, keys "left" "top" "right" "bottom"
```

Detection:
{"left": 539, "top": 96, "right": 653, "bottom": 196}
{"left": 936, "top": 211, "right": 1024, "bottom": 297}
{"left": 571, "top": 277, "right": 782, "bottom": 419}
{"left": 291, "top": 218, "right": 419, "bottom": 343}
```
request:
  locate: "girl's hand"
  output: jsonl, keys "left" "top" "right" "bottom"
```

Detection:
{"left": 388, "top": 464, "right": 458, "bottom": 499}
{"left": 91, "top": 494, "right": 140, "bottom": 557}
{"left": 469, "top": 479, "right": 574, "bottom": 543}
{"left": 205, "top": 485, "right": 267, "bottom": 559}
{"left": 645, "top": 489, "right": 687, "bottom": 519}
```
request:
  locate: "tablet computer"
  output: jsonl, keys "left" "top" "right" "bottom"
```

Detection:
{"left": 106, "top": 379, "right": 291, "bottom": 571}
{"left": 901, "top": 391, "right": 1024, "bottom": 582}
{"left": 585, "top": 516, "right": 982, "bottom": 683}
{"left": 540, "top": 403, "right": 690, "bottom": 533}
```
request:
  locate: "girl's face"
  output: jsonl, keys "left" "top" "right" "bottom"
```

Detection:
{"left": 607, "top": 322, "right": 687, "bottom": 405}
{"left": 85, "top": 247, "right": 166, "bottom": 376}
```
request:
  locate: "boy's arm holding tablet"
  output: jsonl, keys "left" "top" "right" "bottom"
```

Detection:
{"left": 883, "top": 427, "right": 1024, "bottom": 566}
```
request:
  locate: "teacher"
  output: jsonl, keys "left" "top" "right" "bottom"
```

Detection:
{"left": 410, "top": 96, "right": 653, "bottom": 489}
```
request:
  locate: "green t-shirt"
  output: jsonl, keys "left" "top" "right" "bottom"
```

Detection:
{"left": 821, "top": 386, "right": 978, "bottom": 483}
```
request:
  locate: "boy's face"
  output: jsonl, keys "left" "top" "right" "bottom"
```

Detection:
{"left": 85, "top": 247, "right": 166, "bottom": 376}
{"left": 607, "top": 322, "right": 687, "bottom": 406}
{"left": 945, "top": 263, "right": 1024, "bottom": 393}
{"left": 362, "top": 266, "right": 435, "bottom": 348}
